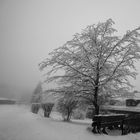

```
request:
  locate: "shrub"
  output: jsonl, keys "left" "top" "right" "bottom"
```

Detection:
{"left": 57, "top": 97, "right": 78, "bottom": 121}
{"left": 41, "top": 103, "right": 54, "bottom": 117}
{"left": 72, "top": 109, "right": 85, "bottom": 120}
{"left": 31, "top": 103, "right": 40, "bottom": 114}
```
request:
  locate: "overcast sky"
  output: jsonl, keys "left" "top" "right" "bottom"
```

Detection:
{"left": 0, "top": 0, "right": 140, "bottom": 100}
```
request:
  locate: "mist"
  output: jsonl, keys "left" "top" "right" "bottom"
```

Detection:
{"left": 0, "top": 0, "right": 140, "bottom": 101}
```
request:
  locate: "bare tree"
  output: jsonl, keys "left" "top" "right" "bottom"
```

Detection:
{"left": 39, "top": 19, "right": 140, "bottom": 115}
{"left": 56, "top": 89, "right": 78, "bottom": 121}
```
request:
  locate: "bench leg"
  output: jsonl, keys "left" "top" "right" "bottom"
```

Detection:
{"left": 132, "top": 127, "right": 137, "bottom": 133}
{"left": 102, "top": 127, "right": 108, "bottom": 135}
{"left": 92, "top": 127, "right": 96, "bottom": 133}
{"left": 92, "top": 126, "right": 98, "bottom": 133}
{"left": 121, "top": 123, "right": 124, "bottom": 135}
{"left": 92, "top": 126, "right": 101, "bottom": 134}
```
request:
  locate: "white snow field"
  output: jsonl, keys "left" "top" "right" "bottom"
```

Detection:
{"left": 0, "top": 105, "right": 140, "bottom": 140}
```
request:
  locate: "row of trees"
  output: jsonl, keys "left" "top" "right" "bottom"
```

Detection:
{"left": 30, "top": 82, "right": 86, "bottom": 121}
{"left": 39, "top": 19, "right": 140, "bottom": 117}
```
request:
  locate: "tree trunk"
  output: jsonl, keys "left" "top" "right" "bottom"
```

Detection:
{"left": 66, "top": 114, "right": 70, "bottom": 121}
{"left": 66, "top": 109, "right": 71, "bottom": 121}
{"left": 94, "top": 86, "right": 99, "bottom": 115}
{"left": 94, "top": 72, "right": 99, "bottom": 115}
{"left": 94, "top": 61, "right": 100, "bottom": 115}
{"left": 94, "top": 103, "right": 99, "bottom": 115}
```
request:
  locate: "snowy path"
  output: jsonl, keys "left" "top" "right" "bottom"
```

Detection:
{"left": 0, "top": 105, "right": 140, "bottom": 140}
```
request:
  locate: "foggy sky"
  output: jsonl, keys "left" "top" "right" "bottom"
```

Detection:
{"left": 0, "top": 0, "right": 140, "bottom": 100}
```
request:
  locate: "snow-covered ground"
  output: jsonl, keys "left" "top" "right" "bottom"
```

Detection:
{"left": 0, "top": 105, "right": 140, "bottom": 140}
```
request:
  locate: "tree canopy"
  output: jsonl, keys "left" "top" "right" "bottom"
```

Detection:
{"left": 40, "top": 19, "right": 140, "bottom": 114}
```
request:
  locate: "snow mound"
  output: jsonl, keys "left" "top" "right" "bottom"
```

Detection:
{"left": 0, "top": 105, "right": 140, "bottom": 140}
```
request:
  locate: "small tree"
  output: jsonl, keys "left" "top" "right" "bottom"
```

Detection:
{"left": 41, "top": 103, "right": 54, "bottom": 117}
{"left": 40, "top": 19, "right": 140, "bottom": 115}
{"left": 57, "top": 91, "right": 78, "bottom": 121}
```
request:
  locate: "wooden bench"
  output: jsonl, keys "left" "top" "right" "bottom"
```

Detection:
{"left": 123, "top": 114, "right": 140, "bottom": 134}
{"left": 92, "top": 114, "right": 126, "bottom": 135}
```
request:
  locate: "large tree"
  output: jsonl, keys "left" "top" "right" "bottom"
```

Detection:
{"left": 40, "top": 19, "right": 140, "bottom": 115}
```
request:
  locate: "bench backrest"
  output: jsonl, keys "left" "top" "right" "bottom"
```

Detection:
{"left": 93, "top": 114, "right": 125, "bottom": 123}
{"left": 124, "top": 115, "right": 140, "bottom": 126}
